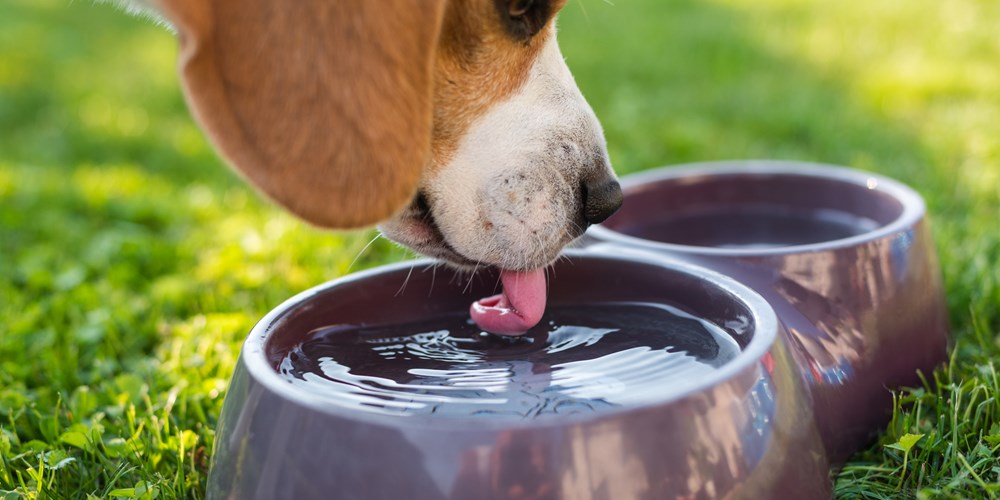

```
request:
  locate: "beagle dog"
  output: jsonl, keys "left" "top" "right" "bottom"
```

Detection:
{"left": 131, "top": 0, "right": 622, "bottom": 334}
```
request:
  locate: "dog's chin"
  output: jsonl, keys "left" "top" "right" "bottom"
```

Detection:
{"left": 377, "top": 200, "right": 578, "bottom": 272}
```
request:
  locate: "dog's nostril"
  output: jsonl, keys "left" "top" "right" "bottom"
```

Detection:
{"left": 414, "top": 191, "right": 430, "bottom": 213}
{"left": 582, "top": 178, "right": 623, "bottom": 225}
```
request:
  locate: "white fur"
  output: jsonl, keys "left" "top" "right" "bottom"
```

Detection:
{"left": 380, "top": 28, "right": 614, "bottom": 270}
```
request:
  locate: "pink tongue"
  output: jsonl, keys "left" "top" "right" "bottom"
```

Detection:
{"left": 469, "top": 268, "right": 547, "bottom": 336}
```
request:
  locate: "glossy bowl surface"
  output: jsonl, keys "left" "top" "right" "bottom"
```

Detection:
{"left": 208, "top": 161, "right": 949, "bottom": 498}
{"left": 207, "top": 250, "right": 830, "bottom": 500}
{"left": 588, "top": 160, "right": 950, "bottom": 461}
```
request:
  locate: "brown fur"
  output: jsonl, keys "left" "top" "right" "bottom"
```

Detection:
{"left": 154, "top": 0, "right": 564, "bottom": 229}
{"left": 156, "top": 0, "right": 444, "bottom": 228}
{"left": 431, "top": 0, "right": 562, "bottom": 166}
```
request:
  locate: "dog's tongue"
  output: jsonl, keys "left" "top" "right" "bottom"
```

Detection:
{"left": 469, "top": 268, "right": 547, "bottom": 336}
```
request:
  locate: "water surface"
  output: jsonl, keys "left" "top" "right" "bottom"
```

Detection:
{"left": 618, "top": 206, "right": 881, "bottom": 249}
{"left": 278, "top": 302, "right": 741, "bottom": 419}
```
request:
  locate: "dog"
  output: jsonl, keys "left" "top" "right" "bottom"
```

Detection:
{"left": 124, "top": 0, "right": 622, "bottom": 333}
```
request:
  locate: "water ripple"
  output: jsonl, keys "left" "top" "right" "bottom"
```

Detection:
{"left": 278, "top": 303, "right": 741, "bottom": 419}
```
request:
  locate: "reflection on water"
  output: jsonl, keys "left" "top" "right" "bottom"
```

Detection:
{"left": 277, "top": 303, "right": 741, "bottom": 419}
{"left": 619, "top": 206, "right": 881, "bottom": 249}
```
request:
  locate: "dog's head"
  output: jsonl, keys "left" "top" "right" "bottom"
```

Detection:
{"left": 157, "top": 0, "right": 620, "bottom": 271}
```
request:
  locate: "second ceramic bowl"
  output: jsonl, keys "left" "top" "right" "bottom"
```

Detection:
{"left": 588, "top": 160, "right": 950, "bottom": 462}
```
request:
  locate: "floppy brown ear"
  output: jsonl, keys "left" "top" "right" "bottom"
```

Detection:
{"left": 155, "top": 0, "right": 446, "bottom": 228}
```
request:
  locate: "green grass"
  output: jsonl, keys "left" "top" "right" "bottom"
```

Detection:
{"left": 1, "top": 0, "right": 998, "bottom": 497}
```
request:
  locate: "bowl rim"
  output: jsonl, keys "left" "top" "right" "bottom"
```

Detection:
{"left": 588, "top": 160, "right": 926, "bottom": 257}
{"left": 238, "top": 248, "right": 780, "bottom": 431}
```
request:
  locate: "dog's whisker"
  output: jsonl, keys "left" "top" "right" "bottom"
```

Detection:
{"left": 493, "top": 269, "right": 503, "bottom": 295}
{"left": 463, "top": 260, "right": 481, "bottom": 294}
{"left": 449, "top": 266, "right": 465, "bottom": 287}
{"left": 347, "top": 232, "right": 383, "bottom": 273}
{"left": 395, "top": 261, "right": 416, "bottom": 297}
{"left": 532, "top": 231, "right": 548, "bottom": 265}
{"left": 428, "top": 261, "right": 439, "bottom": 297}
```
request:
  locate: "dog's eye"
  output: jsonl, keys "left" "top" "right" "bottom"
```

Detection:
{"left": 497, "top": 0, "right": 550, "bottom": 40}
{"left": 508, "top": 0, "right": 534, "bottom": 17}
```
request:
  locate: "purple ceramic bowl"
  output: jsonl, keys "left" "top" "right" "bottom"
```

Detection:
{"left": 207, "top": 250, "right": 831, "bottom": 499}
{"left": 587, "top": 160, "right": 950, "bottom": 462}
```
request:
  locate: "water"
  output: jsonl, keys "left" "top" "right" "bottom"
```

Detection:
{"left": 277, "top": 302, "right": 741, "bottom": 419}
{"left": 619, "top": 205, "right": 881, "bottom": 249}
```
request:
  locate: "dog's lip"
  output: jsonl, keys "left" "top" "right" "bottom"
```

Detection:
{"left": 419, "top": 216, "right": 561, "bottom": 272}
{"left": 387, "top": 193, "right": 572, "bottom": 272}
{"left": 426, "top": 231, "right": 480, "bottom": 269}
{"left": 408, "top": 198, "right": 481, "bottom": 269}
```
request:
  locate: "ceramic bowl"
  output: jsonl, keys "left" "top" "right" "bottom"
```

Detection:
{"left": 587, "top": 160, "right": 950, "bottom": 462}
{"left": 207, "top": 250, "right": 830, "bottom": 499}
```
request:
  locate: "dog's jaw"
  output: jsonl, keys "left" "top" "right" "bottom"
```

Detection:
{"left": 376, "top": 194, "right": 481, "bottom": 269}
{"left": 379, "top": 27, "right": 614, "bottom": 271}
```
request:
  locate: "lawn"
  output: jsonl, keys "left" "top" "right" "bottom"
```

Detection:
{"left": 1, "top": 0, "right": 998, "bottom": 498}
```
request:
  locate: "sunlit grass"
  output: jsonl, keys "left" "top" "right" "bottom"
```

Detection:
{"left": 2, "top": 0, "right": 999, "bottom": 497}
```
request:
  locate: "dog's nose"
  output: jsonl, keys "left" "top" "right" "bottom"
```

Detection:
{"left": 582, "top": 176, "right": 623, "bottom": 225}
